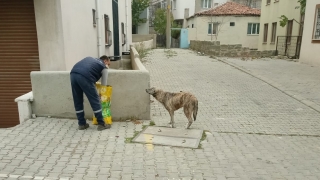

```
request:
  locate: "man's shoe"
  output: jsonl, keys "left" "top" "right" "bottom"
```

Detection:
{"left": 79, "top": 123, "right": 89, "bottom": 130}
{"left": 97, "top": 124, "right": 111, "bottom": 131}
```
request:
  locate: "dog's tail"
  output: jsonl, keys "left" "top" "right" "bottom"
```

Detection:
{"left": 193, "top": 100, "right": 198, "bottom": 121}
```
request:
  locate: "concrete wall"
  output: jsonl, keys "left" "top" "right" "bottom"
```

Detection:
{"left": 59, "top": 0, "right": 98, "bottom": 70}
{"left": 299, "top": 0, "right": 320, "bottom": 67}
{"left": 29, "top": 46, "right": 150, "bottom": 121}
{"left": 132, "top": 34, "right": 156, "bottom": 42}
{"left": 190, "top": 40, "right": 275, "bottom": 57}
{"left": 131, "top": 46, "right": 149, "bottom": 71}
{"left": 187, "top": 16, "right": 260, "bottom": 49}
{"left": 132, "top": 34, "right": 157, "bottom": 48}
{"left": 34, "top": 0, "right": 132, "bottom": 71}
{"left": 30, "top": 70, "right": 150, "bottom": 121}
{"left": 132, "top": 40, "right": 154, "bottom": 50}
{"left": 258, "top": 0, "right": 301, "bottom": 51}
{"left": 34, "top": 0, "right": 66, "bottom": 71}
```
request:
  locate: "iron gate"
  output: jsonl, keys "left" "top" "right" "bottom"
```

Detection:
{"left": 276, "top": 36, "right": 302, "bottom": 59}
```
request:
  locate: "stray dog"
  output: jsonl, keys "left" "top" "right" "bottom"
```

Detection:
{"left": 146, "top": 87, "right": 198, "bottom": 129}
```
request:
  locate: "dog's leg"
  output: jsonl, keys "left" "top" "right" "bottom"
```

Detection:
{"left": 184, "top": 106, "right": 193, "bottom": 129}
{"left": 169, "top": 110, "right": 175, "bottom": 128}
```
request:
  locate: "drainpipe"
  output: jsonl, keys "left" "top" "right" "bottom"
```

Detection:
{"left": 95, "top": 0, "right": 102, "bottom": 57}
{"left": 125, "top": 0, "right": 129, "bottom": 51}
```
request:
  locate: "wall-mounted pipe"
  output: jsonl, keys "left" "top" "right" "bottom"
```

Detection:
{"left": 125, "top": 0, "right": 129, "bottom": 51}
{"left": 95, "top": 0, "right": 102, "bottom": 57}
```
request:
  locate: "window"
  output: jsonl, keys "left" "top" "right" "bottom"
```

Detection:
{"left": 214, "top": 3, "right": 218, "bottom": 7}
{"left": 92, "top": 9, "right": 96, "bottom": 27}
{"left": 313, "top": 5, "right": 320, "bottom": 40}
{"left": 271, "top": 22, "right": 277, "bottom": 43}
{"left": 247, "top": 23, "right": 260, "bottom": 35}
{"left": 263, "top": 23, "right": 268, "bottom": 43}
{"left": 202, "top": 0, "right": 211, "bottom": 8}
{"left": 192, "top": 24, "right": 194, "bottom": 28}
{"left": 161, "top": 2, "right": 167, "bottom": 9}
{"left": 266, "top": 0, "right": 271, "bottom": 4}
{"left": 104, "top": 14, "right": 112, "bottom": 46}
{"left": 121, "top": 22, "right": 126, "bottom": 46}
{"left": 173, "top": 0, "right": 176, "bottom": 9}
{"left": 230, "top": 22, "right": 235, "bottom": 26}
{"left": 286, "top": 20, "right": 293, "bottom": 43}
{"left": 208, "top": 23, "right": 218, "bottom": 35}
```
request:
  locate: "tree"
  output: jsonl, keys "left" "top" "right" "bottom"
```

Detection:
{"left": 279, "top": 0, "right": 306, "bottom": 27}
{"left": 153, "top": 8, "right": 174, "bottom": 35}
{"left": 132, "top": 0, "right": 150, "bottom": 27}
{"left": 171, "top": 22, "right": 181, "bottom": 39}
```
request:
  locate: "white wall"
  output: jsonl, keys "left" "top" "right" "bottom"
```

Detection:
{"left": 137, "top": 8, "right": 149, "bottom": 34}
{"left": 60, "top": 0, "right": 98, "bottom": 70}
{"left": 188, "top": 16, "right": 260, "bottom": 49}
{"left": 299, "top": 0, "right": 320, "bottom": 66}
{"left": 258, "top": 0, "right": 301, "bottom": 51}
{"left": 172, "top": 0, "right": 195, "bottom": 19}
{"left": 34, "top": 0, "right": 132, "bottom": 71}
{"left": 34, "top": 0, "right": 66, "bottom": 71}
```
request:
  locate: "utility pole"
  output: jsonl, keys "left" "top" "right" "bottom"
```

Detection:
{"left": 166, "top": 0, "right": 171, "bottom": 48}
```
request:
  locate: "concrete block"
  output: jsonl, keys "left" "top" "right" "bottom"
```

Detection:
{"left": 14, "top": 91, "right": 33, "bottom": 124}
{"left": 30, "top": 69, "right": 150, "bottom": 121}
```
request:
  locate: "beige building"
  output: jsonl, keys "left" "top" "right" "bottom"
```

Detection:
{"left": 300, "top": 0, "right": 320, "bottom": 66}
{"left": 258, "top": 0, "right": 301, "bottom": 53}
{"left": 187, "top": 2, "right": 261, "bottom": 49}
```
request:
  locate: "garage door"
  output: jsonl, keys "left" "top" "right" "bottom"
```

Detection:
{"left": 0, "top": 0, "right": 40, "bottom": 128}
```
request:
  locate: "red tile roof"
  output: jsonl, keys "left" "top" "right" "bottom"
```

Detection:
{"left": 193, "top": 2, "right": 260, "bottom": 17}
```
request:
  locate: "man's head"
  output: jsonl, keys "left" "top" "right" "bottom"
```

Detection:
{"left": 100, "top": 55, "right": 111, "bottom": 67}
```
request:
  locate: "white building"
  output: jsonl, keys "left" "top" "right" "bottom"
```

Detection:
{"left": 0, "top": 0, "right": 132, "bottom": 127}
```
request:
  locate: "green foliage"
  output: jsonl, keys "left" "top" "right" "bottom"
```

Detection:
{"left": 153, "top": 8, "right": 174, "bottom": 35}
{"left": 297, "top": 0, "right": 306, "bottom": 14}
{"left": 132, "top": 0, "right": 150, "bottom": 26}
{"left": 171, "top": 22, "right": 181, "bottom": 39}
{"left": 279, "top": 0, "right": 306, "bottom": 27}
{"left": 279, "top": 15, "right": 288, "bottom": 27}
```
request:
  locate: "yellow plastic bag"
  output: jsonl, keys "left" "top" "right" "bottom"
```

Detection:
{"left": 92, "top": 82, "right": 112, "bottom": 125}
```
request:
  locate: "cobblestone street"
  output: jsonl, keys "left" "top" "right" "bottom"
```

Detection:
{"left": 0, "top": 49, "right": 320, "bottom": 180}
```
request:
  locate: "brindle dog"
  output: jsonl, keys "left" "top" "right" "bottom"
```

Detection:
{"left": 146, "top": 87, "right": 198, "bottom": 129}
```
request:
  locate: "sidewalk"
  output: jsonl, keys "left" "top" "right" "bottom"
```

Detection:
{"left": 0, "top": 49, "right": 320, "bottom": 180}
{"left": 219, "top": 57, "right": 320, "bottom": 112}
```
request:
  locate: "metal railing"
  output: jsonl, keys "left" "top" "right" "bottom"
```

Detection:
{"left": 276, "top": 36, "right": 302, "bottom": 59}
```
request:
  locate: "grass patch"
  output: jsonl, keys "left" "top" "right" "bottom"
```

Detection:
{"left": 164, "top": 49, "right": 177, "bottom": 58}
{"left": 149, "top": 120, "right": 156, "bottom": 126}
{"left": 197, "top": 130, "right": 210, "bottom": 149}
{"left": 125, "top": 125, "right": 148, "bottom": 143}
{"left": 134, "top": 42, "right": 150, "bottom": 61}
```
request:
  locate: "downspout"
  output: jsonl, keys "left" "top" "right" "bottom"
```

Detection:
{"left": 125, "top": 0, "right": 129, "bottom": 51}
{"left": 95, "top": 0, "right": 102, "bottom": 57}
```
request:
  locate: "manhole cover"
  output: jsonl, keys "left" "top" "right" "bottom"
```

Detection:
{"left": 132, "top": 126, "right": 203, "bottom": 148}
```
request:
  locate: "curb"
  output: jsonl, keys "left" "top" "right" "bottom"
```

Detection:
{"left": 217, "top": 58, "right": 320, "bottom": 114}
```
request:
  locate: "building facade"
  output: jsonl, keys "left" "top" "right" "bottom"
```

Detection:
{"left": 299, "top": 0, "right": 320, "bottom": 66}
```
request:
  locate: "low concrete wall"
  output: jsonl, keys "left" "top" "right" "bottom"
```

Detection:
{"left": 132, "top": 39, "right": 154, "bottom": 50}
{"left": 131, "top": 46, "right": 147, "bottom": 71}
{"left": 132, "top": 34, "right": 155, "bottom": 42}
{"left": 30, "top": 69, "right": 150, "bottom": 121}
{"left": 132, "top": 34, "right": 156, "bottom": 48}
{"left": 14, "top": 92, "right": 33, "bottom": 124}
{"left": 190, "top": 40, "right": 276, "bottom": 58}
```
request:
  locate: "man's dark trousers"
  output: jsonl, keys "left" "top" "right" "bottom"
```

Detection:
{"left": 70, "top": 72, "right": 104, "bottom": 126}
